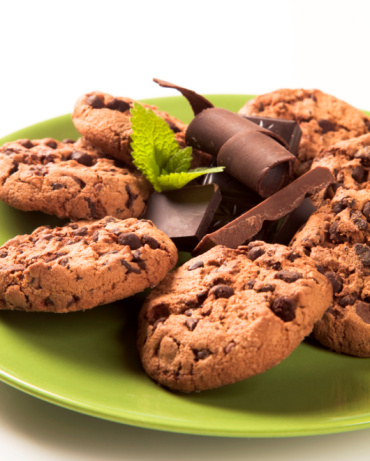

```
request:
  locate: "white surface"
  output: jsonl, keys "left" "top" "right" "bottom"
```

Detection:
{"left": 1, "top": 1, "right": 370, "bottom": 459}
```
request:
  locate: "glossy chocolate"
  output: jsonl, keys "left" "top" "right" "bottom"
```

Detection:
{"left": 193, "top": 167, "right": 335, "bottom": 255}
{"left": 143, "top": 184, "right": 222, "bottom": 252}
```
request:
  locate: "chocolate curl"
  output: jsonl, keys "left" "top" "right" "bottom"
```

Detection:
{"left": 217, "top": 130, "right": 293, "bottom": 197}
{"left": 193, "top": 167, "right": 335, "bottom": 255}
{"left": 186, "top": 108, "right": 289, "bottom": 154}
{"left": 153, "top": 78, "right": 214, "bottom": 115}
{"left": 185, "top": 107, "right": 293, "bottom": 197}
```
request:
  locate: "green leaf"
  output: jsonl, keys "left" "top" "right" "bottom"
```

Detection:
{"left": 156, "top": 166, "right": 225, "bottom": 192}
{"left": 130, "top": 102, "right": 179, "bottom": 172}
{"left": 164, "top": 146, "right": 193, "bottom": 173}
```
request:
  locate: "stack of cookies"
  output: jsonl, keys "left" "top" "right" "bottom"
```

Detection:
{"left": 1, "top": 87, "right": 369, "bottom": 393}
{"left": 0, "top": 92, "right": 182, "bottom": 313}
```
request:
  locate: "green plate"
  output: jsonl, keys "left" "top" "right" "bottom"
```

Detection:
{"left": 0, "top": 95, "right": 370, "bottom": 438}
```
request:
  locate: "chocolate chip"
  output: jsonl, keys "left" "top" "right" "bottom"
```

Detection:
{"left": 44, "top": 140, "right": 57, "bottom": 149}
{"left": 197, "top": 290, "right": 209, "bottom": 304}
{"left": 0, "top": 251, "right": 8, "bottom": 258}
{"left": 270, "top": 296, "right": 296, "bottom": 322}
{"left": 187, "top": 260, "right": 204, "bottom": 271}
{"left": 72, "top": 176, "right": 86, "bottom": 189}
{"left": 351, "top": 210, "right": 368, "bottom": 231}
{"left": 106, "top": 98, "right": 130, "bottom": 112}
{"left": 338, "top": 293, "right": 358, "bottom": 307}
{"left": 70, "top": 150, "right": 94, "bottom": 166}
{"left": 73, "top": 226, "right": 88, "bottom": 236}
{"left": 132, "top": 250, "right": 146, "bottom": 269}
{"left": 329, "top": 221, "right": 348, "bottom": 244}
{"left": 354, "top": 243, "right": 370, "bottom": 266}
{"left": 324, "top": 271, "right": 343, "bottom": 294}
{"left": 256, "top": 284, "right": 275, "bottom": 293}
{"left": 51, "top": 183, "right": 63, "bottom": 190}
{"left": 121, "top": 259, "right": 141, "bottom": 274}
{"left": 86, "top": 94, "right": 105, "bottom": 108}
{"left": 247, "top": 246, "right": 265, "bottom": 261}
{"left": 209, "top": 284, "right": 234, "bottom": 299}
{"left": 185, "top": 318, "right": 199, "bottom": 331}
{"left": 8, "top": 161, "right": 19, "bottom": 176}
{"left": 84, "top": 198, "right": 99, "bottom": 219}
{"left": 66, "top": 295, "right": 80, "bottom": 308}
{"left": 332, "top": 197, "right": 355, "bottom": 214}
{"left": 147, "top": 303, "right": 170, "bottom": 324}
{"left": 44, "top": 297, "right": 54, "bottom": 307}
{"left": 351, "top": 165, "right": 366, "bottom": 183}
{"left": 62, "top": 138, "right": 75, "bottom": 144}
{"left": 117, "top": 232, "right": 142, "bottom": 250}
{"left": 194, "top": 349, "right": 212, "bottom": 360}
{"left": 92, "top": 231, "right": 99, "bottom": 242}
{"left": 318, "top": 119, "right": 336, "bottom": 133}
{"left": 355, "top": 301, "right": 370, "bottom": 324}
{"left": 362, "top": 202, "right": 370, "bottom": 221}
{"left": 19, "top": 139, "right": 34, "bottom": 149}
{"left": 275, "top": 270, "right": 302, "bottom": 283}
{"left": 245, "top": 279, "right": 256, "bottom": 289}
{"left": 59, "top": 257, "right": 70, "bottom": 267}
{"left": 125, "top": 184, "right": 138, "bottom": 209}
{"left": 287, "top": 252, "right": 301, "bottom": 262}
{"left": 141, "top": 235, "right": 160, "bottom": 249}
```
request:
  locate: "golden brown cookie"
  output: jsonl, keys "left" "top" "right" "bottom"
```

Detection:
{"left": 291, "top": 187, "right": 370, "bottom": 357}
{"left": 137, "top": 242, "right": 332, "bottom": 392}
{"left": 0, "top": 217, "right": 177, "bottom": 313}
{"left": 0, "top": 137, "right": 151, "bottom": 221}
{"left": 238, "top": 89, "right": 370, "bottom": 175}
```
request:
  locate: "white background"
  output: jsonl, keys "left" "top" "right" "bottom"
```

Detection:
{"left": 1, "top": 1, "right": 370, "bottom": 459}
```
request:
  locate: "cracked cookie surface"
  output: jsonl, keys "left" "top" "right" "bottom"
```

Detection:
{"left": 137, "top": 242, "right": 332, "bottom": 392}
{"left": 0, "top": 216, "right": 177, "bottom": 313}
{"left": 0, "top": 137, "right": 151, "bottom": 221}
{"left": 291, "top": 187, "right": 370, "bottom": 357}
{"left": 238, "top": 89, "right": 370, "bottom": 175}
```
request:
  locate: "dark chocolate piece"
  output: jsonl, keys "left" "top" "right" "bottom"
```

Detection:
{"left": 202, "top": 171, "right": 262, "bottom": 232}
{"left": 143, "top": 184, "right": 222, "bottom": 252}
{"left": 270, "top": 197, "right": 317, "bottom": 245}
{"left": 242, "top": 115, "right": 302, "bottom": 156}
{"left": 193, "top": 167, "right": 335, "bottom": 255}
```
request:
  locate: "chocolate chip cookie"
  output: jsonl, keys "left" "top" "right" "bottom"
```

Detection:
{"left": 0, "top": 137, "right": 151, "bottom": 221}
{"left": 0, "top": 217, "right": 177, "bottom": 313}
{"left": 291, "top": 187, "right": 370, "bottom": 357}
{"left": 238, "top": 89, "right": 370, "bottom": 175}
{"left": 310, "top": 133, "right": 370, "bottom": 205}
{"left": 137, "top": 242, "right": 332, "bottom": 392}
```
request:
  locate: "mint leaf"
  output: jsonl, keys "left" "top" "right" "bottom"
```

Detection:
{"left": 130, "top": 103, "right": 224, "bottom": 193}
{"left": 156, "top": 167, "right": 225, "bottom": 191}
{"left": 164, "top": 146, "right": 192, "bottom": 173}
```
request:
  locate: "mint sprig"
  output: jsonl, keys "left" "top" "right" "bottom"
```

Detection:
{"left": 130, "top": 103, "right": 224, "bottom": 192}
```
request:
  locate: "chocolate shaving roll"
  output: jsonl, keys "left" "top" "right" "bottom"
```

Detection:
{"left": 193, "top": 167, "right": 335, "bottom": 255}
